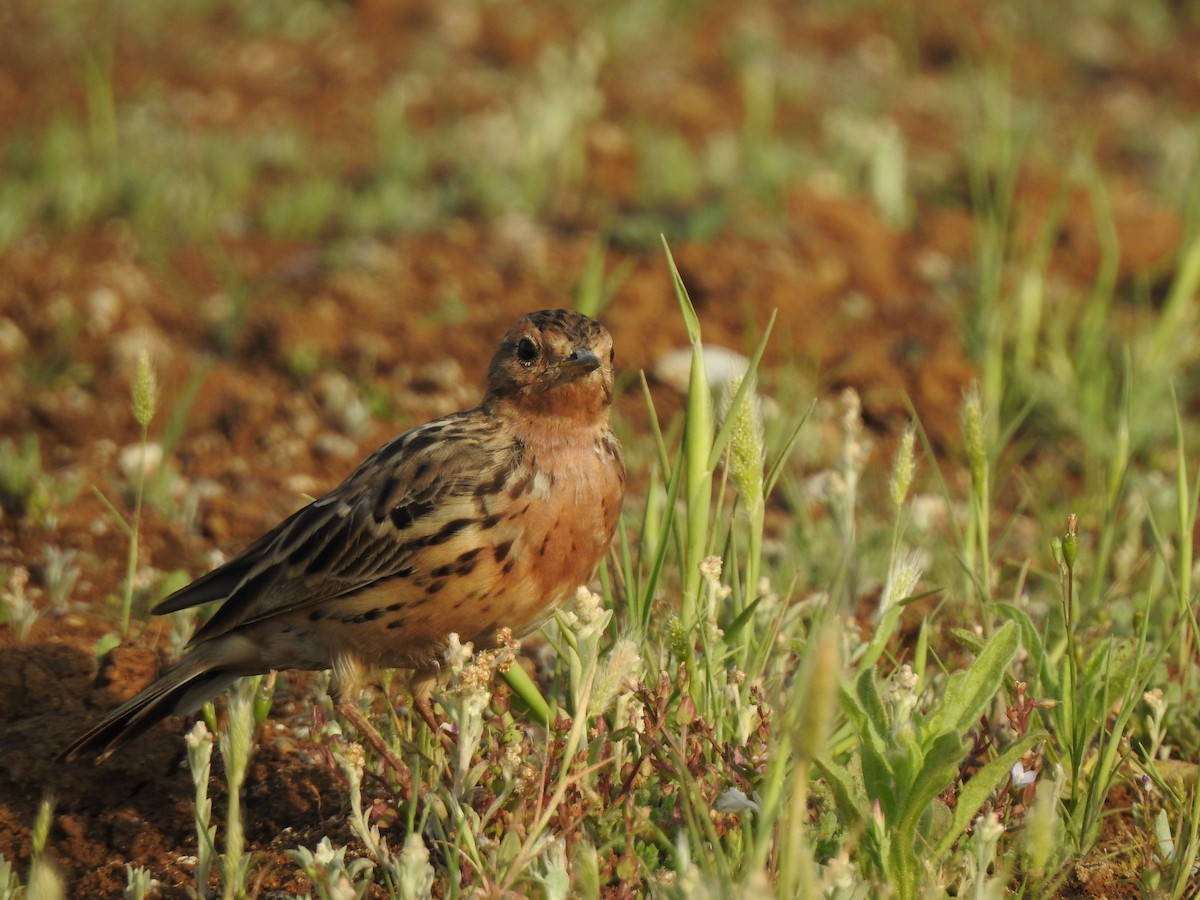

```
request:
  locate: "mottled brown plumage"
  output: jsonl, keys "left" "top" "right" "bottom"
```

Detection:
{"left": 62, "top": 309, "right": 624, "bottom": 765}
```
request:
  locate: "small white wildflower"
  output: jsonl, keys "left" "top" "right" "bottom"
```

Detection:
{"left": 514, "top": 762, "right": 540, "bottom": 795}
{"left": 975, "top": 810, "right": 1004, "bottom": 843}
{"left": 699, "top": 555, "right": 723, "bottom": 583}
{"left": 573, "top": 585, "right": 605, "bottom": 624}
{"left": 313, "top": 836, "right": 338, "bottom": 868}
{"left": 971, "top": 810, "right": 1006, "bottom": 886}
{"left": 823, "top": 851, "right": 855, "bottom": 889}
{"left": 457, "top": 650, "right": 498, "bottom": 694}
{"left": 184, "top": 720, "right": 211, "bottom": 749}
{"left": 714, "top": 787, "right": 760, "bottom": 817}
{"left": 1011, "top": 761, "right": 1037, "bottom": 788}
{"left": 398, "top": 833, "right": 435, "bottom": 898}
{"left": 700, "top": 556, "right": 731, "bottom": 604}
{"left": 501, "top": 742, "right": 523, "bottom": 780}
{"left": 890, "top": 664, "right": 918, "bottom": 694}
{"left": 444, "top": 633, "right": 474, "bottom": 672}
{"left": 337, "top": 742, "right": 366, "bottom": 785}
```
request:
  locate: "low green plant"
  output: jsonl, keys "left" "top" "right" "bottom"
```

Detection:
{"left": 216, "top": 678, "right": 259, "bottom": 899}
{"left": 819, "top": 624, "right": 1037, "bottom": 899}
{"left": 123, "top": 864, "right": 152, "bottom": 900}
{"left": 185, "top": 721, "right": 217, "bottom": 896}
{"left": 289, "top": 836, "right": 376, "bottom": 900}
{"left": 0, "top": 567, "right": 38, "bottom": 641}
{"left": 41, "top": 545, "right": 81, "bottom": 615}
{"left": 0, "top": 856, "right": 20, "bottom": 900}
{"left": 0, "top": 436, "right": 50, "bottom": 521}
{"left": 127, "top": 350, "right": 158, "bottom": 633}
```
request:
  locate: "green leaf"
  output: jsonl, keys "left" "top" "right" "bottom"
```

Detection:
{"left": 661, "top": 237, "right": 701, "bottom": 343}
{"left": 840, "top": 679, "right": 868, "bottom": 733}
{"left": 995, "top": 602, "right": 1053, "bottom": 693}
{"left": 856, "top": 667, "right": 890, "bottom": 738}
{"left": 813, "top": 755, "right": 864, "bottom": 831}
{"left": 895, "top": 731, "right": 965, "bottom": 841}
{"left": 93, "top": 631, "right": 122, "bottom": 659}
{"left": 948, "top": 627, "right": 985, "bottom": 655}
{"left": 861, "top": 727, "right": 897, "bottom": 821}
{"left": 502, "top": 660, "right": 551, "bottom": 728}
{"left": 890, "top": 737, "right": 926, "bottom": 809}
{"left": 723, "top": 596, "right": 762, "bottom": 642}
{"left": 928, "top": 620, "right": 1019, "bottom": 736}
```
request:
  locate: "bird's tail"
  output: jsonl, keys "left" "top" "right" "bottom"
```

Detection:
{"left": 59, "top": 653, "right": 239, "bottom": 763}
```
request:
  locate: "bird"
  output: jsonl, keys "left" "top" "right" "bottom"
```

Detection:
{"left": 61, "top": 308, "right": 625, "bottom": 770}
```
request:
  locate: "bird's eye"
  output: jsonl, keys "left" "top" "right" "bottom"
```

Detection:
{"left": 516, "top": 337, "right": 539, "bottom": 364}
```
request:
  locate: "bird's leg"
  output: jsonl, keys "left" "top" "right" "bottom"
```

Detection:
{"left": 330, "top": 654, "right": 411, "bottom": 787}
{"left": 409, "top": 667, "right": 441, "bottom": 735}
{"left": 334, "top": 692, "right": 412, "bottom": 789}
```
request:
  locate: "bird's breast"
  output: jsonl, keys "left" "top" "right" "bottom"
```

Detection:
{"left": 490, "top": 427, "right": 624, "bottom": 635}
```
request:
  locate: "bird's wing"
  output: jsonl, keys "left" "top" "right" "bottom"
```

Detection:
{"left": 152, "top": 410, "right": 515, "bottom": 646}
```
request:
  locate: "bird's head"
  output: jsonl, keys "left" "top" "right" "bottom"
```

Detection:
{"left": 485, "top": 309, "right": 616, "bottom": 421}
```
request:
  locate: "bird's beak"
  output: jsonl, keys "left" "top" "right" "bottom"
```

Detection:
{"left": 556, "top": 348, "right": 601, "bottom": 376}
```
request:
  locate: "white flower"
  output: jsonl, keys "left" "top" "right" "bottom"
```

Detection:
{"left": 573, "top": 585, "right": 605, "bottom": 624}
{"left": 1011, "top": 760, "right": 1037, "bottom": 788}
{"left": 714, "top": 788, "right": 760, "bottom": 817}
{"left": 444, "top": 632, "right": 474, "bottom": 672}
{"left": 184, "top": 720, "right": 211, "bottom": 749}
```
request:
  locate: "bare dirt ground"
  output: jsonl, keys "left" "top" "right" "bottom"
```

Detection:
{"left": 0, "top": 0, "right": 1190, "bottom": 895}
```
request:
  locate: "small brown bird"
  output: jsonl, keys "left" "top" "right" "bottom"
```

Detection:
{"left": 63, "top": 309, "right": 624, "bottom": 766}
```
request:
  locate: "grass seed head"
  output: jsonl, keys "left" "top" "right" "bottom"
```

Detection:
{"left": 961, "top": 384, "right": 986, "bottom": 493}
{"left": 723, "top": 374, "right": 765, "bottom": 508}
{"left": 132, "top": 349, "right": 158, "bottom": 429}
{"left": 889, "top": 422, "right": 917, "bottom": 508}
